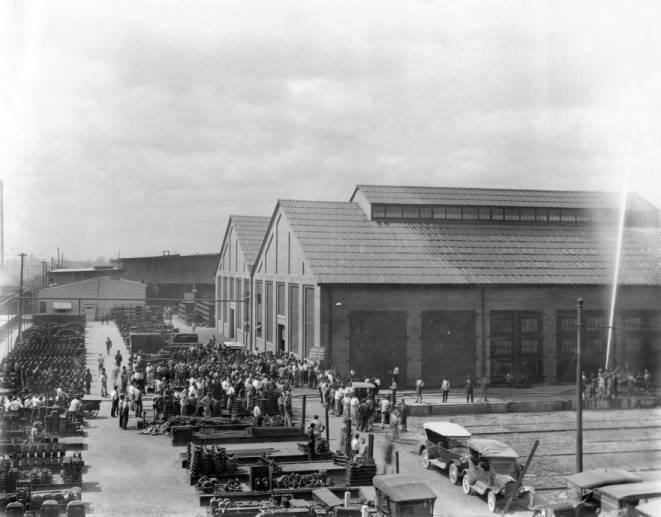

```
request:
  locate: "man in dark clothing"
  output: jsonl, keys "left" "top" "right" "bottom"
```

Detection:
{"left": 106, "top": 337, "right": 112, "bottom": 355}
{"left": 465, "top": 376, "right": 474, "bottom": 403}
{"left": 115, "top": 350, "right": 123, "bottom": 368}
{"left": 306, "top": 423, "right": 316, "bottom": 460}
{"left": 119, "top": 396, "right": 129, "bottom": 429}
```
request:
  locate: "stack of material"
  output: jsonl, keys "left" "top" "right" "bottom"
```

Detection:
{"left": 0, "top": 459, "right": 18, "bottom": 491}
{"left": 345, "top": 459, "right": 377, "bottom": 486}
{"left": 188, "top": 444, "right": 239, "bottom": 485}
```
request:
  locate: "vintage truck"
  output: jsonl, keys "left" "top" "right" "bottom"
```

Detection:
{"left": 461, "top": 438, "right": 536, "bottom": 513}
{"left": 373, "top": 475, "right": 437, "bottom": 517}
{"left": 417, "top": 421, "right": 471, "bottom": 485}
{"left": 530, "top": 468, "right": 644, "bottom": 517}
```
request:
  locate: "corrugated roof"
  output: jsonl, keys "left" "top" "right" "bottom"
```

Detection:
{"left": 231, "top": 215, "right": 271, "bottom": 267}
{"left": 278, "top": 199, "right": 661, "bottom": 285}
{"left": 352, "top": 184, "right": 657, "bottom": 211}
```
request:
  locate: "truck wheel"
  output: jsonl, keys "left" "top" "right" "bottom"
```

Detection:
{"left": 462, "top": 474, "right": 472, "bottom": 495}
{"left": 487, "top": 491, "right": 498, "bottom": 513}
{"left": 420, "top": 448, "right": 431, "bottom": 469}
{"left": 449, "top": 463, "right": 460, "bottom": 485}
{"left": 526, "top": 491, "right": 535, "bottom": 510}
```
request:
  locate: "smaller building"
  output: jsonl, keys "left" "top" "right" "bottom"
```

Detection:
{"left": 216, "top": 216, "right": 271, "bottom": 347}
{"left": 37, "top": 277, "right": 147, "bottom": 321}
{"left": 47, "top": 266, "right": 122, "bottom": 285}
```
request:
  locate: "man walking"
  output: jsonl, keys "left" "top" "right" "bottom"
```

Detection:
{"left": 115, "top": 350, "right": 123, "bottom": 368}
{"left": 105, "top": 337, "right": 112, "bottom": 355}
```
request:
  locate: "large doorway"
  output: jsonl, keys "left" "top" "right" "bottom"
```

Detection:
{"left": 421, "top": 311, "right": 476, "bottom": 388}
{"left": 491, "top": 311, "right": 543, "bottom": 383}
{"left": 229, "top": 309, "right": 235, "bottom": 339}
{"left": 349, "top": 311, "right": 407, "bottom": 384}
{"left": 277, "top": 324, "right": 286, "bottom": 353}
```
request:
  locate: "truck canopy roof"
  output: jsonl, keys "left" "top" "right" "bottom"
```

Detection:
{"left": 373, "top": 475, "right": 437, "bottom": 502}
{"left": 468, "top": 438, "right": 518, "bottom": 458}
{"left": 565, "top": 469, "right": 642, "bottom": 489}
{"left": 594, "top": 481, "right": 661, "bottom": 501}
{"left": 423, "top": 421, "right": 471, "bottom": 438}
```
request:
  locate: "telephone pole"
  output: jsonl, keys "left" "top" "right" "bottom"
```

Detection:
{"left": 17, "top": 252, "right": 26, "bottom": 347}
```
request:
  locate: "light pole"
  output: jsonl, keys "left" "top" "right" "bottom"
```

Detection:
{"left": 576, "top": 297, "right": 583, "bottom": 473}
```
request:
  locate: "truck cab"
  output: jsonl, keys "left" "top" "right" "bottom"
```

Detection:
{"left": 373, "top": 475, "right": 437, "bottom": 517}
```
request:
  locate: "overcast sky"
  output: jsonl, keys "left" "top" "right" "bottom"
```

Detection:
{"left": 2, "top": 0, "right": 661, "bottom": 261}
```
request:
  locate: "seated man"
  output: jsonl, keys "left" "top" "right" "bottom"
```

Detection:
{"left": 67, "top": 397, "right": 83, "bottom": 427}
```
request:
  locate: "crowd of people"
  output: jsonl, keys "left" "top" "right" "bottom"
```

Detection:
{"left": 581, "top": 367, "right": 652, "bottom": 399}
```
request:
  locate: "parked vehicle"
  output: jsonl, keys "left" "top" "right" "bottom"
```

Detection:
{"left": 349, "top": 381, "right": 376, "bottom": 402}
{"left": 461, "top": 438, "right": 535, "bottom": 513}
{"left": 530, "top": 468, "right": 644, "bottom": 517}
{"left": 373, "top": 474, "right": 437, "bottom": 517}
{"left": 593, "top": 481, "right": 661, "bottom": 517}
{"left": 417, "top": 421, "right": 471, "bottom": 485}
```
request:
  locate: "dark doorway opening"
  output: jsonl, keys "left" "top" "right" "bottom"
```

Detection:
{"left": 277, "top": 324, "right": 286, "bottom": 353}
{"left": 229, "top": 308, "right": 235, "bottom": 339}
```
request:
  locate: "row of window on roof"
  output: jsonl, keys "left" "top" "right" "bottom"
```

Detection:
{"left": 371, "top": 204, "right": 620, "bottom": 223}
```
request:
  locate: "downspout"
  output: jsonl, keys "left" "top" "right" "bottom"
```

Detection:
{"left": 481, "top": 287, "right": 486, "bottom": 378}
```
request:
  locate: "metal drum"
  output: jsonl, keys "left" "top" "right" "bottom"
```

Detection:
{"left": 66, "top": 500, "right": 86, "bottom": 517}
{"left": 41, "top": 499, "right": 60, "bottom": 517}
{"left": 5, "top": 501, "right": 24, "bottom": 517}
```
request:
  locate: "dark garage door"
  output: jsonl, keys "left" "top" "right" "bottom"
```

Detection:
{"left": 349, "top": 311, "right": 407, "bottom": 385}
{"left": 421, "top": 311, "right": 476, "bottom": 388}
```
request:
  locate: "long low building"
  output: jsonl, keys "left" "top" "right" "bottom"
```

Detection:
{"left": 37, "top": 277, "right": 147, "bottom": 321}
{"left": 216, "top": 185, "right": 661, "bottom": 387}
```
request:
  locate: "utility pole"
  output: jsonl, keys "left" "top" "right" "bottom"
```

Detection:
{"left": 17, "top": 252, "right": 26, "bottom": 347}
{"left": 576, "top": 297, "right": 583, "bottom": 473}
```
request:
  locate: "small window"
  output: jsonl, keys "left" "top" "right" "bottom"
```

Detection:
{"left": 535, "top": 208, "right": 548, "bottom": 222}
{"left": 504, "top": 208, "right": 520, "bottom": 221}
{"left": 432, "top": 206, "right": 446, "bottom": 219}
{"left": 561, "top": 209, "right": 576, "bottom": 222}
{"left": 446, "top": 207, "right": 461, "bottom": 220}
{"left": 561, "top": 337, "right": 576, "bottom": 353}
{"left": 492, "top": 207, "right": 504, "bottom": 221}
{"left": 372, "top": 205, "right": 386, "bottom": 218}
{"left": 386, "top": 205, "right": 403, "bottom": 218}
{"left": 521, "top": 339, "right": 539, "bottom": 354}
{"left": 494, "top": 315, "right": 513, "bottom": 333}
{"left": 478, "top": 207, "right": 491, "bottom": 220}
{"left": 521, "top": 317, "right": 538, "bottom": 332}
{"left": 419, "top": 206, "right": 432, "bottom": 218}
{"left": 402, "top": 206, "right": 419, "bottom": 219}
{"left": 493, "top": 338, "right": 512, "bottom": 355}
{"left": 462, "top": 207, "right": 478, "bottom": 220}
{"left": 521, "top": 208, "right": 535, "bottom": 221}
{"left": 623, "top": 315, "right": 642, "bottom": 330}
{"left": 548, "top": 208, "right": 561, "bottom": 222}
{"left": 588, "top": 336, "right": 604, "bottom": 353}
{"left": 586, "top": 316, "right": 604, "bottom": 331}
{"left": 560, "top": 316, "right": 577, "bottom": 332}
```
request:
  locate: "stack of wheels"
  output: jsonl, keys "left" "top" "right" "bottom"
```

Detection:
{"left": 272, "top": 471, "right": 333, "bottom": 489}
{"left": 189, "top": 444, "right": 203, "bottom": 485}
{"left": 0, "top": 459, "right": 10, "bottom": 490}
{"left": 345, "top": 459, "right": 377, "bottom": 486}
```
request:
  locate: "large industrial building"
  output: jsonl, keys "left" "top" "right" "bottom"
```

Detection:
{"left": 216, "top": 185, "right": 661, "bottom": 387}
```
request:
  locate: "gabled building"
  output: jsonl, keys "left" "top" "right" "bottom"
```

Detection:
{"left": 245, "top": 185, "right": 661, "bottom": 387}
{"left": 216, "top": 215, "right": 270, "bottom": 345}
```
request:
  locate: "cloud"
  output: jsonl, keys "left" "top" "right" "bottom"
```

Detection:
{"left": 3, "top": 0, "right": 661, "bottom": 259}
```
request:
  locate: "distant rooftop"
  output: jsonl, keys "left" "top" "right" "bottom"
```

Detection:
{"left": 113, "top": 253, "right": 218, "bottom": 261}
{"left": 50, "top": 266, "right": 119, "bottom": 273}
{"left": 229, "top": 216, "right": 271, "bottom": 267}
{"left": 351, "top": 184, "right": 657, "bottom": 211}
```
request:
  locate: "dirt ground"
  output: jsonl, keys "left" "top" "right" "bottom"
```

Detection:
{"left": 72, "top": 321, "right": 661, "bottom": 517}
